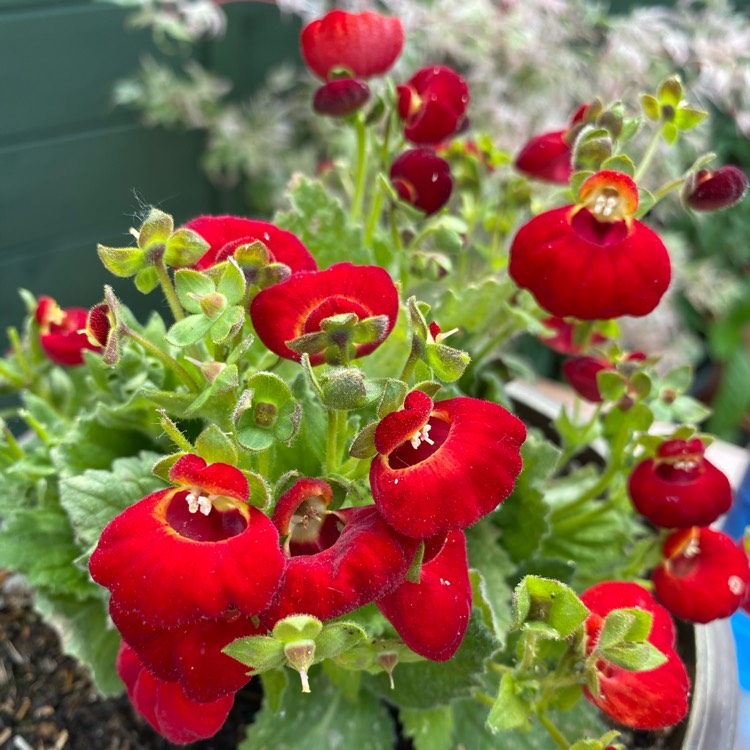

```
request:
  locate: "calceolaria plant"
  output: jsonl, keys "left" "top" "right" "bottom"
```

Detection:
{"left": 1, "top": 9, "right": 750, "bottom": 750}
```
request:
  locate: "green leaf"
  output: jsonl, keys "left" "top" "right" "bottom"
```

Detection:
{"left": 657, "top": 76, "right": 683, "bottom": 107}
{"left": 365, "top": 612, "right": 499, "bottom": 709}
{"left": 35, "top": 592, "right": 123, "bottom": 696}
{"left": 662, "top": 122, "right": 679, "bottom": 145}
{"left": 239, "top": 675, "right": 395, "bottom": 750}
{"left": 223, "top": 635, "right": 285, "bottom": 674}
{"left": 260, "top": 669, "right": 288, "bottom": 714}
{"left": 597, "top": 608, "right": 653, "bottom": 649}
{"left": 58, "top": 452, "right": 167, "bottom": 550}
{"left": 315, "top": 622, "right": 368, "bottom": 661}
{"left": 97, "top": 244, "right": 146, "bottom": 278}
{"left": 174, "top": 268, "right": 216, "bottom": 312}
{"left": 217, "top": 259, "right": 247, "bottom": 305}
{"left": 164, "top": 228, "right": 209, "bottom": 267}
{"left": 671, "top": 394, "right": 712, "bottom": 424}
{"left": 401, "top": 705, "right": 454, "bottom": 750}
{"left": 466, "top": 523, "right": 515, "bottom": 647}
{"left": 0, "top": 499, "right": 92, "bottom": 597}
{"left": 165, "top": 314, "right": 214, "bottom": 347}
{"left": 599, "top": 640, "right": 668, "bottom": 672}
{"left": 513, "top": 576, "right": 589, "bottom": 639}
{"left": 194, "top": 424, "right": 238, "bottom": 466}
{"left": 673, "top": 107, "right": 707, "bottom": 131}
{"left": 596, "top": 370, "right": 626, "bottom": 401}
{"left": 210, "top": 305, "right": 245, "bottom": 344}
{"left": 134, "top": 266, "right": 160, "bottom": 294}
{"left": 137, "top": 207, "right": 174, "bottom": 248}
{"left": 274, "top": 177, "right": 370, "bottom": 268}
{"left": 487, "top": 672, "right": 532, "bottom": 732}
{"left": 349, "top": 422, "right": 378, "bottom": 459}
{"left": 600, "top": 155, "right": 635, "bottom": 177}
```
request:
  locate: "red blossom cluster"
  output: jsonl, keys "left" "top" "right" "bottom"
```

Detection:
{"left": 85, "top": 221, "right": 526, "bottom": 740}
{"left": 628, "top": 437, "right": 750, "bottom": 623}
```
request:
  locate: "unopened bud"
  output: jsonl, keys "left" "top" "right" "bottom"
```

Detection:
{"left": 683, "top": 165, "right": 748, "bottom": 212}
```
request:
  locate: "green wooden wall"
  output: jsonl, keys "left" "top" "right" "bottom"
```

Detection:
{"left": 0, "top": 0, "right": 300, "bottom": 330}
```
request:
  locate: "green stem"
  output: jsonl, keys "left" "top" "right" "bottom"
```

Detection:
{"left": 651, "top": 175, "right": 687, "bottom": 205}
{"left": 154, "top": 257, "right": 185, "bottom": 322}
{"left": 7, "top": 327, "right": 32, "bottom": 381}
{"left": 634, "top": 125, "right": 664, "bottom": 182}
{"left": 19, "top": 410, "right": 52, "bottom": 445}
{"left": 537, "top": 710, "right": 571, "bottom": 750}
{"left": 550, "top": 461, "right": 620, "bottom": 522}
{"left": 0, "top": 420, "right": 25, "bottom": 459}
{"left": 364, "top": 189, "right": 385, "bottom": 246}
{"left": 553, "top": 502, "right": 612, "bottom": 535}
{"left": 326, "top": 409, "right": 345, "bottom": 474}
{"left": 351, "top": 116, "right": 368, "bottom": 222}
{"left": 123, "top": 326, "right": 201, "bottom": 392}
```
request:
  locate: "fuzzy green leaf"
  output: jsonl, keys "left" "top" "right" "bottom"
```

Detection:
{"left": 164, "top": 228, "right": 209, "bottom": 267}
{"left": 165, "top": 314, "right": 214, "bottom": 347}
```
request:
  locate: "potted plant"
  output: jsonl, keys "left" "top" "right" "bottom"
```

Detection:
{"left": 0, "top": 8, "right": 748, "bottom": 749}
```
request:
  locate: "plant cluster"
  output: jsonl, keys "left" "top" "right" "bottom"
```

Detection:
{"left": 1, "top": 7, "right": 750, "bottom": 750}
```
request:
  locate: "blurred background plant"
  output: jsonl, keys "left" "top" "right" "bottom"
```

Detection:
{"left": 95, "top": 0, "right": 750, "bottom": 443}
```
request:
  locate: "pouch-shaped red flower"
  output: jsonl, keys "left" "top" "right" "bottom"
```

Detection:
{"left": 89, "top": 455, "right": 284, "bottom": 627}
{"left": 117, "top": 642, "right": 234, "bottom": 744}
{"left": 652, "top": 527, "right": 750, "bottom": 623}
{"left": 35, "top": 296, "right": 101, "bottom": 366}
{"left": 370, "top": 390, "right": 526, "bottom": 538}
{"left": 301, "top": 10, "right": 404, "bottom": 81}
{"left": 509, "top": 171, "right": 671, "bottom": 320}
{"left": 184, "top": 215, "right": 317, "bottom": 274}
{"left": 377, "top": 530, "right": 472, "bottom": 661}
{"left": 250, "top": 262, "right": 399, "bottom": 365}
{"left": 390, "top": 148, "right": 454, "bottom": 216}
{"left": 397, "top": 65, "right": 470, "bottom": 145}
{"left": 581, "top": 581, "right": 689, "bottom": 730}
{"left": 628, "top": 438, "right": 732, "bottom": 528}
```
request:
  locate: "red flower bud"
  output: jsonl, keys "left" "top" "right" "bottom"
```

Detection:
{"left": 370, "top": 390, "right": 526, "bottom": 538}
{"left": 35, "top": 296, "right": 101, "bottom": 366}
{"left": 377, "top": 530, "right": 472, "bottom": 661}
{"left": 117, "top": 642, "right": 234, "bottom": 744}
{"left": 184, "top": 215, "right": 317, "bottom": 274}
{"left": 562, "top": 351, "right": 646, "bottom": 402}
{"left": 313, "top": 78, "right": 370, "bottom": 117}
{"left": 515, "top": 130, "right": 573, "bottom": 184}
{"left": 628, "top": 438, "right": 732, "bottom": 528}
{"left": 301, "top": 10, "right": 404, "bottom": 80}
{"left": 652, "top": 527, "right": 750, "bottom": 623}
{"left": 683, "top": 165, "right": 748, "bottom": 212}
{"left": 581, "top": 581, "right": 689, "bottom": 730}
{"left": 397, "top": 66, "right": 470, "bottom": 144}
{"left": 509, "top": 171, "right": 671, "bottom": 320}
{"left": 390, "top": 148, "right": 453, "bottom": 216}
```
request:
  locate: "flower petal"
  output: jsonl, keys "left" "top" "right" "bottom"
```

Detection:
{"left": 377, "top": 530, "right": 471, "bottom": 660}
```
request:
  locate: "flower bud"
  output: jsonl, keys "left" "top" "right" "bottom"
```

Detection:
{"left": 313, "top": 78, "right": 370, "bottom": 117}
{"left": 683, "top": 165, "right": 748, "bottom": 211}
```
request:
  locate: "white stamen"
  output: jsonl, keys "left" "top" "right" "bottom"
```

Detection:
{"left": 682, "top": 536, "right": 701, "bottom": 559}
{"left": 186, "top": 490, "right": 213, "bottom": 515}
{"left": 409, "top": 424, "right": 435, "bottom": 449}
{"left": 673, "top": 458, "right": 699, "bottom": 471}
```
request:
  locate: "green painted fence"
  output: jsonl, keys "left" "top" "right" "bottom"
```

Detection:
{"left": 0, "top": 1, "right": 300, "bottom": 329}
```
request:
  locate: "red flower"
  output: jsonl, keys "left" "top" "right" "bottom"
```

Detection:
{"left": 652, "top": 527, "right": 750, "bottom": 623}
{"left": 581, "top": 581, "right": 689, "bottom": 730}
{"left": 313, "top": 78, "right": 371, "bottom": 117}
{"left": 397, "top": 66, "right": 470, "bottom": 144}
{"left": 111, "top": 602, "right": 263, "bottom": 703}
{"left": 683, "top": 165, "right": 748, "bottom": 211}
{"left": 250, "top": 262, "right": 400, "bottom": 366}
{"left": 262, "top": 482, "right": 419, "bottom": 625}
{"left": 117, "top": 642, "right": 234, "bottom": 744}
{"left": 89, "top": 455, "right": 284, "bottom": 627}
{"left": 184, "top": 215, "right": 317, "bottom": 274}
{"left": 514, "top": 104, "right": 587, "bottom": 184}
{"left": 377, "top": 530, "right": 471, "bottom": 661}
{"left": 35, "top": 296, "right": 101, "bottom": 366}
{"left": 301, "top": 10, "right": 404, "bottom": 81}
{"left": 509, "top": 171, "right": 671, "bottom": 320}
{"left": 538, "top": 316, "right": 608, "bottom": 355}
{"left": 390, "top": 148, "right": 454, "bottom": 216}
{"left": 369, "top": 390, "right": 526, "bottom": 538}
{"left": 628, "top": 438, "right": 732, "bottom": 528}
